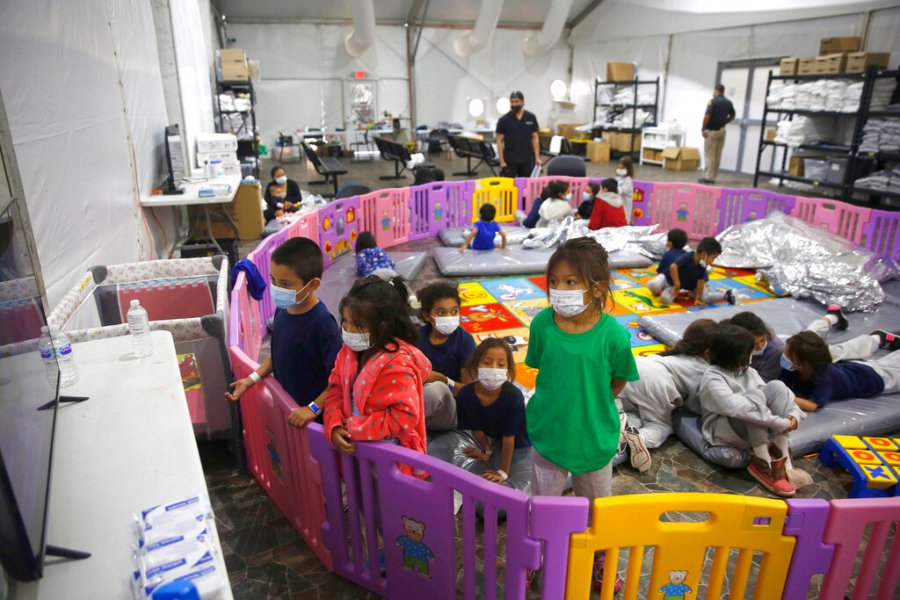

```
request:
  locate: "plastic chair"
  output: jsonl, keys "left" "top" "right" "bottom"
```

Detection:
{"left": 545, "top": 155, "right": 586, "bottom": 177}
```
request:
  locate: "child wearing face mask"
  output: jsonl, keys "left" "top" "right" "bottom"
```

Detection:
{"left": 587, "top": 178, "right": 627, "bottom": 230}
{"left": 526, "top": 237, "right": 638, "bottom": 592}
{"left": 355, "top": 231, "right": 396, "bottom": 277}
{"left": 455, "top": 338, "right": 531, "bottom": 486}
{"left": 779, "top": 330, "right": 900, "bottom": 413}
{"left": 647, "top": 236, "right": 736, "bottom": 307}
{"left": 615, "top": 156, "right": 634, "bottom": 224}
{"left": 415, "top": 282, "right": 477, "bottom": 430}
{"left": 264, "top": 165, "right": 302, "bottom": 222}
{"left": 225, "top": 237, "right": 342, "bottom": 430}
{"left": 536, "top": 180, "right": 574, "bottom": 227}
{"left": 698, "top": 325, "right": 805, "bottom": 498}
{"left": 576, "top": 182, "right": 598, "bottom": 220}
{"left": 645, "top": 228, "right": 688, "bottom": 294}
{"left": 323, "top": 274, "right": 432, "bottom": 477}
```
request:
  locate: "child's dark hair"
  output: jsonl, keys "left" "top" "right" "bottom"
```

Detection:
{"left": 548, "top": 180, "right": 569, "bottom": 199}
{"left": 355, "top": 231, "right": 377, "bottom": 253}
{"left": 414, "top": 167, "right": 445, "bottom": 185}
{"left": 617, "top": 155, "right": 634, "bottom": 178}
{"left": 418, "top": 281, "right": 460, "bottom": 318}
{"left": 587, "top": 182, "right": 600, "bottom": 196}
{"left": 465, "top": 338, "right": 516, "bottom": 387}
{"left": 271, "top": 237, "right": 324, "bottom": 282}
{"left": 270, "top": 165, "right": 285, "bottom": 179}
{"left": 667, "top": 228, "right": 688, "bottom": 249}
{"left": 479, "top": 203, "right": 497, "bottom": 221}
{"left": 786, "top": 331, "right": 833, "bottom": 373}
{"left": 708, "top": 324, "right": 754, "bottom": 372}
{"left": 539, "top": 185, "right": 554, "bottom": 201}
{"left": 600, "top": 178, "right": 618, "bottom": 194}
{"left": 660, "top": 318, "right": 718, "bottom": 356}
{"left": 546, "top": 238, "right": 610, "bottom": 313}
{"left": 339, "top": 274, "right": 417, "bottom": 352}
{"left": 730, "top": 312, "right": 772, "bottom": 340}
{"left": 697, "top": 237, "right": 722, "bottom": 255}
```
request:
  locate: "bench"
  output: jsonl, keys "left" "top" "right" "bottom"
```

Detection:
{"left": 373, "top": 136, "right": 433, "bottom": 180}
{"left": 301, "top": 141, "right": 348, "bottom": 197}
{"left": 448, "top": 134, "right": 499, "bottom": 177}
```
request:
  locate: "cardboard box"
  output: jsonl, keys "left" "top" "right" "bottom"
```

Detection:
{"left": 788, "top": 155, "right": 804, "bottom": 177}
{"left": 845, "top": 52, "right": 891, "bottom": 73}
{"left": 220, "top": 62, "right": 249, "bottom": 81}
{"left": 248, "top": 59, "right": 260, "bottom": 82}
{"left": 819, "top": 37, "right": 860, "bottom": 55}
{"left": 607, "top": 62, "right": 634, "bottom": 82}
{"left": 779, "top": 58, "right": 799, "bottom": 76}
{"left": 642, "top": 148, "right": 663, "bottom": 163}
{"left": 662, "top": 147, "right": 699, "bottom": 172}
{"left": 611, "top": 132, "right": 639, "bottom": 153}
{"left": 798, "top": 58, "right": 817, "bottom": 75}
{"left": 765, "top": 127, "right": 777, "bottom": 141}
{"left": 187, "top": 183, "right": 263, "bottom": 241}
{"left": 586, "top": 141, "right": 611, "bottom": 162}
{"left": 815, "top": 53, "right": 847, "bottom": 74}
{"left": 219, "top": 48, "right": 247, "bottom": 64}
{"left": 556, "top": 123, "right": 586, "bottom": 139}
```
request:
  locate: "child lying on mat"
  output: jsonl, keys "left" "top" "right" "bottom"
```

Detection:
{"left": 460, "top": 203, "right": 507, "bottom": 252}
{"left": 698, "top": 325, "right": 806, "bottom": 498}
{"left": 618, "top": 319, "right": 718, "bottom": 473}
{"left": 780, "top": 329, "right": 900, "bottom": 412}
{"left": 455, "top": 338, "right": 531, "bottom": 486}
{"left": 355, "top": 231, "right": 396, "bottom": 277}
{"left": 646, "top": 236, "right": 736, "bottom": 307}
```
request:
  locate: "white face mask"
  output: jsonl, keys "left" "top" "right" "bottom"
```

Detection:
{"left": 564, "top": 192, "right": 573, "bottom": 202}
{"left": 582, "top": 191, "right": 592, "bottom": 202}
{"left": 752, "top": 340, "right": 768, "bottom": 357}
{"left": 275, "top": 175, "right": 287, "bottom": 185}
{"left": 698, "top": 258, "right": 708, "bottom": 268}
{"left": 433, "top": 315, "right": 459, "bottom": 336}
{"left": 549, "top": 288, "right": 589, "bottom": 317}
{"left": 342, "top": 328, "right": 372, "bottom": 352}
{"left": 478, "top": 368, "right": 508, "bottom": 391}
{"left": 616, "top": 168, "right": 627, "bottom": 177}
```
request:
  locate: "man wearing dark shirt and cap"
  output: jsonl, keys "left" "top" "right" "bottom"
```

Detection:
{"left": 699, "top": 84, "right": 735, "bottom": 183}
{"left": 495, "top": 91, "right": 542, "bottom": 177}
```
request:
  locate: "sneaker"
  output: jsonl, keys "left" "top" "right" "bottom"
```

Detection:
{"left": 827, "top": 305, "right": 848, "bottom": 331}
{"left": 872, "top": 330, "right": 900, "bottom": 351}
{"left": 747, "top": 456, "right": 795, "bottom": 498}
{"left": 592, "top": 555, "right": 624, "bottom": 594}
{"left": 617, "top": 411, "right": 628, "bottom": 455}
{"left": 725, "top": 289, "right": 737, "bottom": 305}
{"left": 624, "top": 426, "right": 651, "bottom": 473}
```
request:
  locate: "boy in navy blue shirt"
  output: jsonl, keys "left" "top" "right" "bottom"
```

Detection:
{"left": 646, "top": 228, "right": 688, "bottom": 293}
{"left": 225, "top": 237, "right": 342, "bottom": 428}
{"left": 460, "top": 204, "right": 507, "bottom": 252}
{"left": 647, "top": 236, "right": 735, "bottom": 307}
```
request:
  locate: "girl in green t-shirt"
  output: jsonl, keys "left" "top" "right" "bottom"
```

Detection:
{"left": 525, "top": 238, "right": 639, "bottom": 593}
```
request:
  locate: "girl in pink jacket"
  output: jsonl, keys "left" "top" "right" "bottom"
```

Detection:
{"left": 324, "top": 274, "right": 432, "bottom": 478}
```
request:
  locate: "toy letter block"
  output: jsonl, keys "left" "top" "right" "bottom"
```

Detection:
{"left": 879, "top": 451, "right": 900, "bottom": 467}
{"left": 833, "top": 435, "right": 865, "bottom": 449}
{"left": 863, "top": 437, "right": 897, "bottom": 451}
{"left": 861, "top": 464, "right": 898, "bottom": 489}
{"left": 850, "top": 450, "right": 881, "bottom": 465}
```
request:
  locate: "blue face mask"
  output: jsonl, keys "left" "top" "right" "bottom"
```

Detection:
{"left": 582, "top": 191, "right": 592, "bottom": 202}
{"left": 270, "top": 281, "right": 311, "bottom": 309}
{"left": 780, "top": 353, "right": 795, "bottom": 371}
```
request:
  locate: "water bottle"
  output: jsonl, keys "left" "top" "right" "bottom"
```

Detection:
{"left": 39, "top": 325, "right": 59, "bottom": 387}
{"left": 127, "top": 299, "right": 153, "bottom": 358}
{"left": 51, "top": 325, "right": 79, "bottom": 388}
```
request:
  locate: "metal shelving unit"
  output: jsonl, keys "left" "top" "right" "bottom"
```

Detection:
{"left": 215, "top": 79, "right": 260, "bottom": 179}
{"left": 592, "top": 77, "right": 660, "bottom": 158}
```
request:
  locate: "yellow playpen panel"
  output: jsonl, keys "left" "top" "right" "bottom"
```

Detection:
{"left": 471, "top": 177, "right": 518, "bottom": 224}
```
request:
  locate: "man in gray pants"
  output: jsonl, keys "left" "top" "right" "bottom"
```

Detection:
{"left": 699, "top": 84, "right": 735, "bottom": 184}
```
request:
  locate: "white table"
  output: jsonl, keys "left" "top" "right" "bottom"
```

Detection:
{"left": 10, "top": 332, "right": 232, "bottom": 600}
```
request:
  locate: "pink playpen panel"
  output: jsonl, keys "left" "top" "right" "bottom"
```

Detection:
{"left": 718, "top": 188, "right": 797, "bottom": 230}
{"left": 819, "top": 497, "right": 900, "bottom": 600}
{"left": 286, "top": 210, "right": 320, "bottom": 245}
{"left": 229, "top": 346, "right": 272, "bottom": 493}
{"left": 117, "top": 279, "right": 214, "bottom": 323}
{"left": 358, "top": 188, "right": 411, "bottom": 249}
{"left": 248, "top": 228, "right": 289, "bottom": 338}
{"left": 650, "top": 182, "right": 721, "bottom": 238}
{"left": 517, "top": 176, "right": 589, "bottom": 212}
{"left": 631, "top": 180, "right": 654, "bottom": 226}
{"left": 0, "top": 298, "right": 43, "bottom": 345}
{"left": 790, "top": 197, "right": 871, "bottom": 246}
{"left": 861, "top": 209, "right": 900, "bottom": 262}
{"left": 318, "top": 197, "right": 361, "bottom": 268}
{"left": 229, "top": 272, "right": 261, "bottom": 361}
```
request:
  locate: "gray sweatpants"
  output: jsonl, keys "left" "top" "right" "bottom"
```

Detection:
{"left": 708, "top": 380, "right": 803, "bottom": 449}
{"left": 531, "top": 450, "right": 612, "bottom": 501}
{"left": 862, "top": 350, "right": 900, "bottom": 394}
{"left": 423, "top": 382, "right": 457, "bottom": 431}
{"left": 646, "top": 273, "right": 726, "bottom": 304}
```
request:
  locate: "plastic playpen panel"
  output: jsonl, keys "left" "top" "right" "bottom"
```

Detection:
{"left": 518, "top": 176, "right": 588, "bottom": 213}
{"left": 229, "top": 272, "right": 261, "bottom": 361}
{"left": 286, "top": 210, "right": 320, "bottom": 245}
{"left": 318, "top": 197, "right": 361, "bottom": 268}
{"left": 115, "top": 278, "right": 214, "bottom": 322}
{"left": 566, "top": 493, "right": 794, "bottom": 600}
{"left": 650, "top": 183, "right": 722, "bottom": 238}
{"left": 358, "top": 188, "right": 411, "bottom": 249}
{"left": 782, "top": 500, "right": 835, "bottom": 600}
{"left": 718, "top": 188, "right": 797, "bottom": 230}
{"left": 631, "top": 180, "right": 654, "bottom": 226}
{"left": 471, "top": 178, "right": 518, "bottom": 224}
{"left": 248, "top": 228, "right": 290, "bottom": 335}
{"left": 861, "top": 209, "right": 900, "bottom": 262}
{"left": 0, "top": 298, "right": 43, "bottom": 346}
{"left": 790, "top": 197, "right": 872, "bottom": 246}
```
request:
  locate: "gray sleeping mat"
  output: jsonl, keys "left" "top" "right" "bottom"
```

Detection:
{"left": 432, "top": 245, "right": 652, "bottom": 277}
{"left": 319, "top": 251, "right": 427, "bottom": 319}
{"left": 438, "top": 225, "right": 533, "bottom": 247}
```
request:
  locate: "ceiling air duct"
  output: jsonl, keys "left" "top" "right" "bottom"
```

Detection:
{"left": 523, "top": 0, "right": 574, "bottom": 57}
{"left": 345, "top": 0, "right": 376, "bottom": 57}
{"left": 453, "top": 0, "right": 505, "bottom": 57}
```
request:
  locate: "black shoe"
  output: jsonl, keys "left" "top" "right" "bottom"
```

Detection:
{"left": 872, "top": 330, "right": 900, "bottom": 351}
{"left": 725, "top": 289, "right": 737, "bottom": 305}
{"left": 827, "top": 305, "right": 848, "bottom": 331}
{"left": 698, "top": 178, "right": 714, "bottom": 184}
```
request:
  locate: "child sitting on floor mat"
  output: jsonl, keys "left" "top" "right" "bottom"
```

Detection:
{"left": 645, "top": 228, "right": 688, "bottom": 294}
{"left": 646, "top": 236, "right": 736, "bottom": 307}
{"left": 460, "top": 203, "right": 507, "bottom": 252}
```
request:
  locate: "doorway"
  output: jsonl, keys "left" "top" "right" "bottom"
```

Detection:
{"left": 715, "top": 58, "right": 780, "bottom": 175}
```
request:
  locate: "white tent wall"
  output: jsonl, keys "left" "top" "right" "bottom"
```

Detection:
{"left": 0, "top": 0, "right": 174, "bottom": 307}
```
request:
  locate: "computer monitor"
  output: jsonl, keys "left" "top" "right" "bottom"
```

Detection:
{"left": 163, "top": 124, "right": 185, "bottom": 195}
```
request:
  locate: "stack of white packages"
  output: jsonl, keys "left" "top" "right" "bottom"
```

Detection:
{"left": 611, "top": 109, "right": 652, "bottom": 129}
{"left": 871, "top": 79, "right": 897, "bottom": 109}
{"left": 131, "top": 495, "right": 227, "bottom": 599}
{"left": 855, "top": 164, "right": 900, "bottom": 193}
{"left": 773, "top": 116, "right": 834, "bottom": 148}
{"left": 806, "top": 81, "right": 827, "bottom": 111}
{"left": 609, "top": 88, "right": 655, "bottom": 105}
{"left": 766, "top": 81, "right": 787, "bottom": 108}
{"left": 859, "top": 117, "right": 900, "bottom": 153}
{"left": 824, "top": 80, "right": 849, "bottom": 111}
{"left": 843, "top": 82, "right": 864, "bottom": 112}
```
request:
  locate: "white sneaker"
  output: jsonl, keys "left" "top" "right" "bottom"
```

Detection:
{"left": 624, "top": 426, "right": 651, "bottom": 473}
{"left": 617, "top": 411, "right": 628, "bottom": 455}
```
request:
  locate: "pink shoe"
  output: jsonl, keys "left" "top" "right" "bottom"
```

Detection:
{"left": 748, "top": 456, "right": 795, "bottom": 497}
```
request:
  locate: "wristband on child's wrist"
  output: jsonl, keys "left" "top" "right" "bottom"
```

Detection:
{"left": 447, "top": 378, "right": 455, "bottom": 390}
{"left": 248, "top": 372, "right": 261, "bottom": 384}
{"left": 308, "top": 401, "right": 321, "bottom": 415}
{"left": 496, "top": 469, "right": 509, "bottom": 481}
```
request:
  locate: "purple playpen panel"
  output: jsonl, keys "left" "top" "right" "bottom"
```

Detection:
{"left": 318, "top": 197, "right": 360, "bottom": 268}
{"left": 308, "top": 429, "right": 542, "bottom": 600}
{"left": 631, "top": 180, "right": 654, "bottom": 226}
{"left": 358, "top": 188, "right": 411, "bottom": 249}
{"left": 248, "top": 228, "right": 288, "bottom": 339}
{"left": 408, "top": 183, "right": 442, "bottom": 241}
{"left": 790, "top": 197, "right": 872, "bottom": 246}
{"left": 228, "top": 346, "right": 271, "bottom": 494}
{"left": 718, "top": 188, "right": 797, "bottom": 230}
{"left": 651, "top": 182, "right": 722, "bottom": 238}
{"left": 781, "top": 499, "right": 834, "bottom": 600}
{"left": 530, "top": 496, "right": 590, "bottom": 599}
{"left": 819, "top": 496, "right": 900, "bottom": 600}
{"left": 286, "top": 210, "right": 320, "bottom": 245}
{"left": 861, "top": 208, "right": 900, "bottom": 262}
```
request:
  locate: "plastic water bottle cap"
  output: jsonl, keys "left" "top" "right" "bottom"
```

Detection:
{"left": 130, "top": 299, "right": 140, "bottom": 307}
{"left": 41, "top": 325, "right": 50, "bottom": 333}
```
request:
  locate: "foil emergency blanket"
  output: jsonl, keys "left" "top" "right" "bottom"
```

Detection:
{"left": 715, "top": 212, "right": 897, "bottom": 312}
{"left": 522, "top": 217, "right": 666, "bottom": 257}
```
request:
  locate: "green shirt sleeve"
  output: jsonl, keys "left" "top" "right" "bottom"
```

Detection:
{"left": 610, "top": 323, "right": 640, "bottom": 382}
